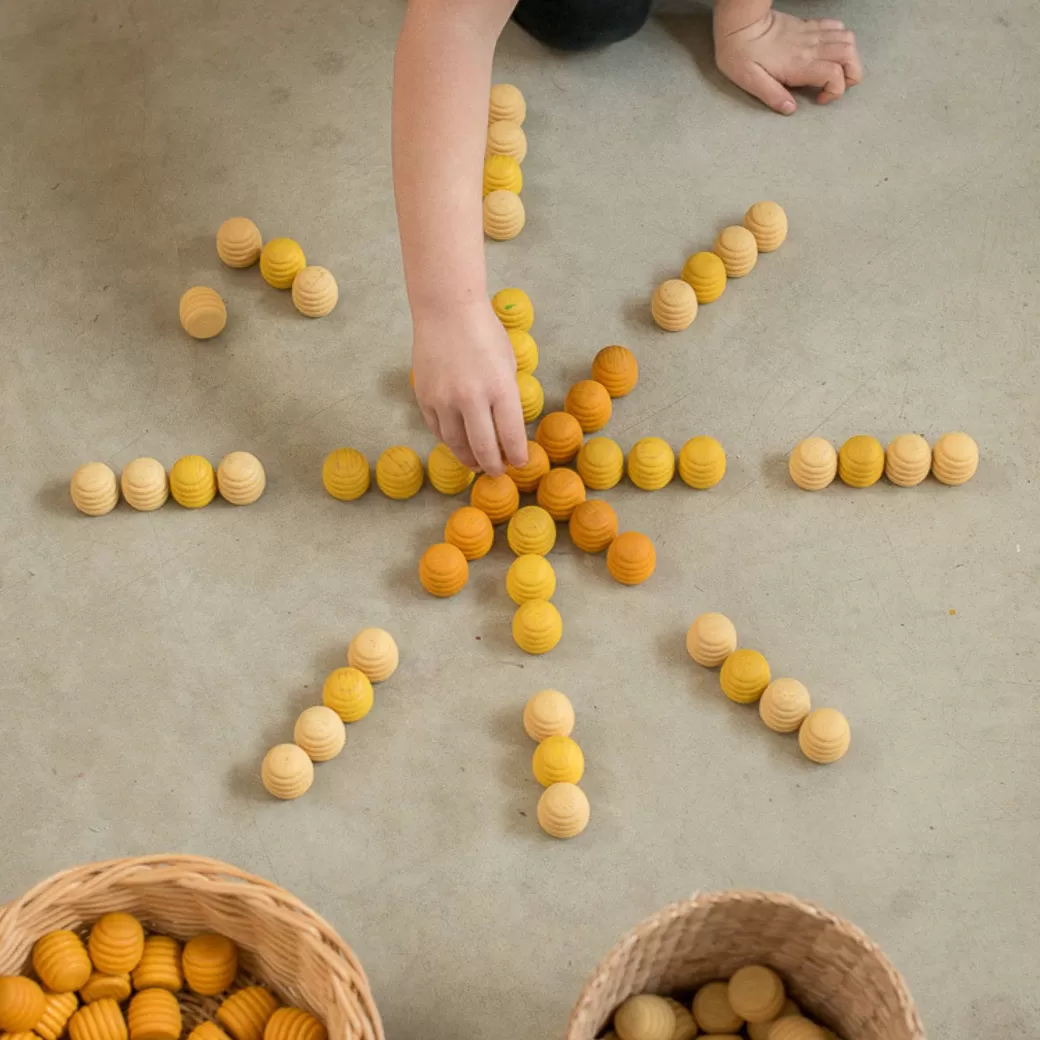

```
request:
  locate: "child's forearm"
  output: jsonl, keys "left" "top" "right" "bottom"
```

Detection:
{"left": 714, "top": 0, "right": 772, "bottom": 34}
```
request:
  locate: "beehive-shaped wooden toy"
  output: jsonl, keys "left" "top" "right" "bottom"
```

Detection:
{"left": 128, "top": 989, "right": 181, "bottom": 1040}
{"left": 506, "top": 440, "right": 549, "bottom": 492}
{"left": 564, "top": 380, "right": 612, "bottom": 433}
{"left": 259, "top": 238, "right": 306, "bottom": 289}
{"left": 713, "top": 225, "right": 758, "bottom": 278}
{"left": 419, "top": 542, "right": 469, "bottom": 597}
{"left": 376, "top": 445, "right": 424, "bottom": 499}
{"left": 35, "top": 991, "right": 79, "bottom": 1040}
{"left": 322, "top": 447, "right": 370, "bottom": 501}
{"left": 532, "top": 734, "right": 584, "bottom": 785}
{"left": 759, "top": 678, "right": 811, "bottom": 733}
{"left": 486, "top": 119, "right": 527, "bottom": 163}
{"left": 607, "top": 531, "right": 656, "bottom": 585}
{"left": 744, "top": 201, "right": 788, "bottom": 253}
{"left": 470, "top": 473, "right": 520, "bottom": 524}
{"left": 798, "top": 708, "right": 851, "bottom": 764}
{"left": 293, "top": 705, "right": 346, "bottom": 762}
{"left": 188, "top": 1023, "right": 232, "bottom": 1040}
{"left": 729, "top": 965, "right": 786, "bottom": 1023}
{"left": 120, "top": 458, "right": 168, "bottom": 512}
{"left": 261, "top": 744, "right": 314, "bottom": 800}
{"left": 444, "top": 505, "right": 495, "bottom": 560}
{"left": 769, "top": 1019, "right": 825, "bottom": 1040}
{"left": 291, "top": 266, "right": 339, "bottom": 318}
{"left": 522, "top": 689, "right": 575, "bottom": 741}
{"left": 536, "top": 412, "right": 583, "bottom": 464}
{"left": 537, "top": 783, "right": 589, "bottom": 839}
{"left": 482, "top": 154, "right": 523, "bottom": 196}
{"left": 217, "top": 451, "right": 266, "bottom": 506}
{"left": 591, "top": 345, "right": 638, "bottom": 399}
{"left": 507, "top": 506, "right": 557, "bottom": 556}
{"left": 536, "top": 468, "right": 586, "bottom": 521}
{"left": 627, "top": 437, "right": 675, "bottom": 490}
{"left": 483, "top": 190, "right": 525, "bottom": 240}
{"left": 576, "top": 437, "right": 624, "bottom": 490}
{"left": 492, "top": 287, "right": 534, "bottom": 330}
{"left": 720, "top": 649, "right": 771, "bottom": 704}
{"left": 663, "top": 998, "right": 698, "bottom": 1040}
{"left": 788, "top": 437, "right": 837, "bottom": 491}
{"left": 68, "top": 998, "right": 127, "bottom": 1040}
{"left": 512, "top": 599, "right": 563, "bottom": 654}
{"left": 489, "top": 83, "right": 526, "bottom": 124}
{"left": 89, "top": 914, "right": 144, "bottom": 975}
{"left": 182, "top": 934, "right": 238, "bottom": 996}
{"left": 80, "top": 975, "right": 131, "bottom": 1004}
{"left": 838, "top": 435, "right": 884, "bottom": 488}
{"left": 169, "top": 455, "right": 216, "bottom": 508}
{"left": 322, "top": 667, "right": 374, "bottom": 722}
{"left": 932, "top": 431, "right": 979, "bottom": 485}
{"left": 516, "top": 371, "right": 544, "bottom": 423}
{"left": 348, "top": 627, "right": 399, "bottom": 682}
{"left": 216, "top": 217, "right": 263, "bottom": 268}
{"left": 0, "top": 977, "right": 46, "bottom": 1032}
{"left": 427, "top": 444, "right": 475, "bottom": 495}
{"left": 884, "top": 433, "right": 931, "bottom": 487}
{"left": 70, "top": 462, "right": 119, "bottom": 517}
{"left": 132, "top": 936, "right": 182, "bottom": 993}
{"left": 33, "top": 930, "right": 93, "bottom": 993}
{"left": 686, "top": 613, "right": 738, "bottom": 667}
{"left": 693, "top": 982, "right": 744, "bottom": 1034}
{"left": 681, "top": 251, "right": 727, "bottom": 304}
{"left": 217, "top": 987, "right": 280, "bottom": 1040}
{"left": 651, "top": 279, "right": 697, "bottom": 331}
{"left": 506, "top": 554, "right": 556, "bottom": 605}
{"left": 613, "top": 994, "right": 674, "bottom": 1040}
{"left": 568, "top": 500, "right": 617, "bottom": 554}
{"left": 678, "top": 435, "right": 726, "bottom": 489}
{"left": 179, "top": 287, "right": 227, "bottom": 340}
{"left": 264, "top": 1008, "right": 327, "bottom": 1040}
{"left": 508, "top": 329, "right": 538, "bottom": 374}
{"left": 746, "top": 1002, "right": 801, "bottom": 1040}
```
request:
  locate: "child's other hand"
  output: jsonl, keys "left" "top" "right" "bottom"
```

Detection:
{"left": 714, "top": 10, "right": 862, "bottom": 114}
{"left": 412, "top": 301, "right": 528, "bottom": 477}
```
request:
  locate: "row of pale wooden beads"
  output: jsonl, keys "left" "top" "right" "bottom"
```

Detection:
{"left": 483, "top": 85, "right": 527, "bottom": 240}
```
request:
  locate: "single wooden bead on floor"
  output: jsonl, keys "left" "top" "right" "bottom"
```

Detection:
{"left": 720, "top": 648, "right": 771, "bottom": 704}
{"left": 506, "top": 554, "right": 556, "bottom": 605}
{"left": 217, "top": 451, "right": 266, "bottom": 506}
{"left": 884, "top": 433, "right": 931, "bottom": 487}
{"left": 261, "top": 744, "right": 314, "bottom": 800}
{"left": 606, "top": 531, "right": 656, "bottom": 585}
{"left": 293, "top": 705, "right": 346, "bottom": 762}
{"left": 678, "top": 435, "right": 726, "bottom": 489}
{"left": 470, "top": 473, "right": 520, "bottom": 524}
{"left": 181, "top": 934, "right": 238, "bottom": 996}
{"left": 505, "top": 440, "right": 549, "bottom": 492}
{"left": 743, "top": 200, "right": 788, "bottom": 252}
{"left": 576, "top": 437, "right": 624, "bottom": 490}
{"left": 216, "top": 217, "right": 262, "bottom": 268}
{"left": 931, "top": 431, "right": 979, "bottom": 485}
{"left": 564, "top": 380, "right": 612, "bottom": 433}
{"left": 759, "top": 678, "right": 811, "bottom": 733}
{"left": 627, "top": 437, "right": 675, "bottom": 491}
{"left": 418, "top": 542, "right": 469, "bottom": 597}
{"left": 491, "top": 287, "right": 534, "bottom": 330}
{"left": 536, "top": 412, "right": 584, "bottom": 464}
{"left": 686, "top": 613, "right": 738, "bottom": 667}
{"left": 651, "top": 279, "right": 697, "bottom": 331}
{"left": 713, "top": 225, "right": 758, "bottom": 277}
{"left": 169, "top": 455, "right": 216, "bottom": 508}
{"left": 322, "top": 447, "right": 369, "bottom": 501}
{"left": 483, "top": 190, "right": 525, "bottom": 240}
{"left": 532, "top": 734, "right": 584, "bottom": 786}
{"left": 516, "top": 371, "right": 544, "bottom": 423}
{"left": 568, "top": 499, "right": 618, "bottom": 553}
{"left": 523, "top": 689, "right": 575, "bottom": 741}
{"left": 838, "top": 435, "right": 884, "bottom": 488}
{"left": 536, "top": 468, "right": 586, "bottom": 521}
{"left": 590, "top": 344, "right": 639, "bottom": 397}
{"left": 291, "top": 266, "right": 338, "bottom": 318}
{"left": 444, "top": 505, "right": 494, "bottom": 560}
{"left": 508, "top": 329, "right": 538, "bottom": 374}
{"left": 376, "top": 445, "right": 424, "bottom": 500}
{"left": 512, "top": 598, "right": 563, "bottom": 654}
{"left": 322, "top": 668, "right": 373, "bottom": 723}
{"left": 488, "top": 83, "right": 526, "bottom": 124}
{"left": 788, "top": 437, "right": 837, "bottom": 491}
{"left": 120, "top": 457, "right": 168, "bottom": 512}
{"left": 681, "top": 251, "right": 727, "bottom": 304}
{"left": 536, "top": 782, "right": 589, "bottom": 839}
{"left": 427, "top": 444, "right": 475, "bottom": 496}
{"left": 798, "top": 708, "right": 851, "bottom": 764}
{"left": 347, "top": 627, "right": 398, "bottom": 683}
{"left": 179, "top": 286, "right": 227, "bottom": 339}
{"left": 486, "top": 119, "right": 527, "bottom": 163}
{"left": 70, "top": 462, "right": 120, "bottom": 516}
{"left": 507, "top": 505, "right": 557, "bottom": 556}
{"left": 482, "top": 154, "right": 523, "bottom": 196}
{"left": 259, "top": 238, "right": 306, "bottom": 289}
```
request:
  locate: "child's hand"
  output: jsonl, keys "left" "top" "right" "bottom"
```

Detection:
{"left": 412, "top": 301, "right": 528, "bottom": 477}
{"left": 714, "top": 10, "right": 862, "bottom": 114}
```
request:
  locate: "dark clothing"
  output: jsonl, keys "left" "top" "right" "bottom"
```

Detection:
{"left": 513, "top": 0, "right": 652, "bottom": 49}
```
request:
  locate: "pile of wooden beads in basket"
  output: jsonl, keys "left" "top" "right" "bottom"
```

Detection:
{"left": 686, "top": 614, "right": 851, "bottom": 764}
{"left": 482, "top": 84, "right": 528, "bottom": 241}
{"left": 69, "top": 453, "right": 266, "bottom": 516}
{"left": 0, "top": 914, "right": 326, "bottom": 1040}
{"left": 605, "top": 967, "right": 842, "bottom": 1040}
{"left": 522, "top": 689, "right": 589, "bottom": 838}
{"left": 788, "top": 431, "right": 979, "bottom": 490}
{"left": 260, "top": 627, "right": 399, "bottom": 800}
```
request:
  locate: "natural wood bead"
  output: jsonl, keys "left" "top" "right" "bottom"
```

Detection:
{"left": 347, "top": 628, "right": 399, "bottom": 683}
{"left": 35, "top": 991, "right": 80, "bottom": 1040}
{"left": 720, "top": 649, "right": 771, "bottom": 704}
{"left": 532, "top": 735, "right": 584, "bottom": 786}
{"left": 79, "top": 975, "right": 131, "bottom": 1004}
{"left": 216, "top": 217, "right": 262, "bottom": 268}
{"left": 0, "top": 977, "right": 46, "bottom": 1032}
{"left": 627, "top": 437, "right": 675, "bottom": 491}
{"left": 217, "top": 451, "right": 266, "bottom": 506}
{"left": 486, "top": 119, "right": 527, "bottom": 163}
{"left": 169, "top": 455, "right": 216, "bottom": 509}
{"left": 470, "top": 473, "right": 520, "bottom": 525}
{"left": 536, "top": 468, "right": 586, "bottom": 521}
{"left": 678, "top": 435, "right": 726, "bottom": 489}
{"left": 293, "top": 705, "right": 346, "bottom": 762}
{"left": 606, "top": 531, "right": 656, "bottom": 586}
{"left": 217, "top": 988, "right": 280, "bottom": 1040}
{"left": 768, "top": 1018, "right": 825, "bottom": 1040}
{"left": 884, "top": 434, "right": 931, "bottom": 487}
{"left": 744, "top": 201, "right": 788, "bottom": 252}
{"left": 564, "top": 380, "right": 612, "bottom": 433}
{"left": 263, "top": 1008, "right": 327, "bottom": 1040}
{"left": 128, "top": 988, "right": 181, "bottom": 1040}
{"left": 70, "top": 462, "right": 119, "bottom": 517}
{"left": 179, "top": 286, "right": 227, "bottom": 339}
{"left": 522, "top": 689, "right": 575, "bottom": 742}
{"left": 686, "top": 613, "right": 738, "bottom": 668}
{"left": 693, "top": 981, "right": 744, "bottom": 1034}
{"left": 590, "top": 345, "right": 638, "bottom": 398}
{"left": 713, "top": 225, "right": 758, "bottom": 277}
{"left": 651, "top": 279, "right": 697, "bottom": 331}
{"left": 536, "top": 783, "right": 589, "bottom": 839}
{"left": 931, "top": 431, "right": 978, "bottom": 485}
{"left": 505, "top": 441, "right": 549, "bottom": 492}
{"left": 789, "top": 438, "right": 837, "bottom": 491}
{"left": 488, "top": 83, "right": 526, "bottom": 124}
{"left": 322, "top": 667, "right": 374, "bottom": 723}
{"left": 418, "top": 542, "right": 469, "bottom": 597}
{"left": 291, "top": 266, "right": 338, "bottom": 318}
{"left": 729, "top": 965, "right": 786, "bottom": 1023}
{"left": 759, "top": 678, "right": 811, "bottom": 733}
{"left": 188, "top": 1024, "right": 232, "bottom": 1040}
{"left": 181, "top": 934, "right": 238, "bottom": 996}
{"left": 576, "top": 437, "right": 624, "bottom": 490}
{"left": 536, "top": 412, "right": 584, "bottom": 464}
{"left": 444, "top": 506, "right": 494, "bottom": 561}
{"left": 798, "top": 708, "right": 851, "bottom": 764}
{"left": 491, "top": 288, "right": 534, "bottom": 330}
{"left": 482, "top": 154, "right": 522, "bottom": 196}
{"left": 427, "top": 444, "right": 475, "bottom": 496}
{"left": 506, "top": 554, "right": 556, "bottom": 605}
{"left": 516, "top": 372, "right": 544, "bottom": 423}
{"left": 321, "top": 448, "right": 369, "bottom": 501}
{"left": 120, "top": 458, "right": 168, "bottom": 512}
{"left": 681, "top": 251, "right": 727, "bottom": 304}
{"left": 33, "top": 930, "right": 92, "bottom": 993}
{"left": 261, "top": 744, "right": 314, "bottom": 800}
{"left": 259, "top": 238, "right": 306, "bottom": 289}
{"left": 663, "top": 997, "right": 698, "bottom": 1040}
{"left": 68, "top": 999, "right": 127, "bottom": 1040}
{"left": 838, "top": 435, "right": 884, "bottom": 488}
{"left": 89, "top": 915, "right": 144, "bottom": 975}
{"left": 613, "top": 994, "right": 674, "bottom": 1040}
{"left": 507, "top": 329, "right": 538, "bottom": 374}
{"left": 746, "top": 999, "right": 800, "bottom": 1040}
{"left": 568, "top": 499, "right": 618, "bottom": 553}
{"left": 507, "top": 506, "right": 557, "bottom": 556}
{"left": 483, "top": 190, "right": 525, "bottom": 239}
{"left": 512, "top": 599, "right": 562, "bottom": 654}
{"left": 376, "top": 446, "right": 424, "bottom": 500}
{"left": 132, "top": 935, "right": 183, "bottom": 992}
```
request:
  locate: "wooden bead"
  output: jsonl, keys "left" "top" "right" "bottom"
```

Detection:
{"left": 89, "top": 914, "right": 144, "bottom": 975}
{"left": 261, "top": 744, "right": 314, "bottom": 800}
{"left": 181, "top": 934, "right": 238, "bottom": 996}
{"left": 576, "top": 437, "right": 624, "bottom": 490}
{"left": 720, "top": 649, "right": 771, "bottom": 704}
{"left": 613, "top": 994, "right": 674, "bottom": 1040}
{"left": 375, "top": 445, "right": 424, "bottom": 500}
{"left": 418, "top": 542, "right": 469, "bottom": 597}
{"left": 747, "top": 1000, "right": 800, "bottom": 1040}
{"left": 33, "top": 930, "right": 92, "bottom": 993}
{"left": 591, "top": 345, "right": 638, "bottom": 398}
{"left": 68, "top": 999, "right": 127, "bottom": 1040}
{"left": 627, "top": 437, "right": 675, "bottom": 490}
{"left": 131, "top": 935, "right": 183, "bottom": 992}
{"left": 263, "top": 1008, "right": 327, "bottom": 1040}
{"left": 532, "top": 734, "right": 584, "bottom": 785}
{"left": 505, "top": 441, "right": 549, "bottom": 492}
{"left": 507, "top": 329, "right": 538, "bottom": 374}
{"left": 607, "top": 531, "right": 656, "bottom": 585}
{"left": 536, "top": 783, "right": 589, "bottom": 839}
{"left": 564, "top": 380, "right": 612, "bottom": 433}
{"left": 259, "top": 238, "right": 306, "bottom": 289}
{"left": 470, "top": 473, "right": 520, "bottom": 525}
{"left": 536, "top": 412, "right": 583, "bottom": 464}
{"left": 506, "top": 554, "right": 556, "bottom": 605}
{"left": 507, "top": 506, "right": 557, "bottom": 556}
{"left": 80, "top": 975, "right": 131, "bottom": 1004}
{"left": 217, "top": 987, "right": 280, "bottom": 1040}
{"left": 568, "top": 499, "right": 618, "bottom": 553}
{"left": 35, "top": 991, "right": 79, "bottom": 1040}
{"left": 347, "top": 628, "right": 399, "bottom": 683}
{"left": 179, "top": 286, "right": 227, "bottom": 339}
{"left": 486, "top": 120, "right": 527, "bottom": 163}
{"left": 516, "top": 372, "right": 544, "bottom": 423}
{"left": 321, "top": 448, "right": 370, "bottom": 501}
{"left": 692, "top": 981, "right": 744, "bottom": 1034}
{"left": 322, "top": 667, "right": 374, "bottom": 722}
{"left": 729, "top": 965, "right": 786, "bottom": 1023}
{"left": 932, "top": 431, "right": 978, "bottom": 485}
{"left": 169, "top": 455, "right": 216, "bottom": 508}
{"left": 492, "top": 288, "right": 534, "bottom": 330}
{"left": 489, "top": 83, "right": 526, "bottom": 124}
{"left": 536, "top": 468, "right": 586, "bottom": 521}
{"left": 522, "top": 689, "right": 574, "bottom": 742}
{"left": 444, "top": 506, "right": 494, "bottom": 561}
{"left": 884, "top": 433, "right": 931, "bottom": 487}
{"left": 291, "top": 266, "right": 338, "bottom": 318}
{"left": 427, "top": 444, "right": 475, "bottom": 496}
{"left": 188, "top": 1025, "right": 232, "bottom": 1040}
{"left": 678, "top": 435, "right": 726, "bottom": 489}
{"left": 759, "top": 678, "right": 811, "bottom": 733}
{"left": 788, "top": 438, "right": 837, "bottom": 491}
{"left": 651, "top": 279, "right": 697, "bottom": 331}
{"left": 482, "top": 154, "right": 522, "bottom": 196}
{"left": 70, "top": 462, "right": 119, "bottom": 517}
{"left": 713, "top": 225, "right": 758, "bottom": 277}
{"left": 128, "top": 989, "right": 181, "bottom": 1040}
{"left": 217, "top": 451, "right": 266, "bottom": 506}
{"left": 798, "top": 708, "right": 851, "bottom": 764}
{"left": 838, "top": 435, "right": 884, "bottom": 488}
{"left": 293, "top": 705, "right": 346, "bottom": 762}
{"left": 120, "top": 458, "right": 168, "bottom": 512}
{"left": 768, "top": 1019, "right": 825, "bottom": 1040}
{"left": 512, "top": 599, "right": 562, "bottom": 654}
{"left": 0, "top": 977, "right": 46, "bottom": 1032}
{"left": 662, "top": 997, "right": 697, "bottom": 1040}
{"left": 216, "top": 217, "right": 262, "bottom": 268}
{"left": 681, "top": 251, "right": 727, "bottom": 304}
{"left": 744, "top": 201, "right": 788, "bottom": 252}
{"left": 483, "top": 190, "right": 525, "bottom": 240}
{"left": 686, "top": 613, "right": 738, "bottom": 668}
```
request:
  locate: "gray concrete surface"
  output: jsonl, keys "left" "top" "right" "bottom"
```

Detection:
{"left": 1, "top": 1, "right": 1038, "bottom": 1038}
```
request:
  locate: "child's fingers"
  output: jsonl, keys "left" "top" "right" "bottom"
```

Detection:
{"left": 420, "top": 403, "right": 443, "bottom": 442}
{"left": 817, "top": 30, "right": 862, "bottom": 85}
{"left": 439, "top": 409, "right": 479, "bottom": 470}
{"left": 813, "top": 18, "right": 846, "bottom": 30}
{"left": 491, "top": 388, "right": 529, "bottom": 469}
{"left": 812, "top": 61, "right": 847, "bottom": 103}
{"left": 743, "top": 62, "right": 797, "bottom": 114}
{"left": 464, "top": 406, "right": 506, "bottom": 477}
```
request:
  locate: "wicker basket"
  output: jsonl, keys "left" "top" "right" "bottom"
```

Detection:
{"left": 564, "top": 890, "right": 925, "bottom": 1040}
{"left": 0, "top": 855, "right": 383, "bottom": 1040}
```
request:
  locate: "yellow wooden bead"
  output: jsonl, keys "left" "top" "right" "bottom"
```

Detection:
{"left": 746, "top": 1000, "right": 801, "bottom": 1040}
{"left": 686, "top": 612, "right": 738, "bottom": 667}
{"left": 347, "top": 627, "right": 399, "bottom": 683}
{"left": 576, "top": 437, "right": 624, "bottom": 490}
{"left": 505, "top": 441, "right": 550, "bottom": 492}
{"left": 681, "top": 251, "right": 727, "bottom": 304}
{"left": 0, "top": 978, "right": 46, "bottom": 1032}
{"left": 179, "top": 286, "right": 227, "bottom": 340}
{"left": 768, "top": 1018, "right": 826, "bottom": 1040}
{"left": 68, "top": 999, "right": 127, "bottom": 1040}
{"left": 131, "top": 935, "right": 183, "bottom": 992}
{"left": 627, "top": 437, "right": 675, "bottom": 490}
{"left": 491, "top": 288, "right": 534, "bottom": 331}
{"left": 532, "top": 734, "right": 584, "bottom": 786}
{"left": 120, "top": 457, "right": 168, "bottom": 512}
{"left": 536, "top": 782, "right": 589, "bottom": 839}
{"left": 590, "top": 345, "right": 638, "bottom": 398}
{"left": 744, "top": 200, "right": 788, "bottom": 253}
{"left": 376, "top": 445, "right": 424, "bottom": 500}
{"left": 181, "top": 934, "right": 238, "bottom": 996}
{"left": 512, "top": 598, "right": 563, "bottom": 653}
{"left": 564, "top": 380, "right": 612, "bottom": 433}
{"left": 322, "top": 667, "right": 374, "bottom": 722}
{"left": 536, "top": 412, "right": 583, "bottom": 464}
{"left": 482, "top": 154, "right": 522, "bottom": 196}
{"left": 263, "top": 1008, "right": 327, "bottom": 1040}
{"left": 713, "top": 225, "right": 758, "bottom": 278}
{"left": 798, "top": 708, "right": 851, "bottom": 764}
{"left": 293, "top": 705, "right": 346, "bottom": 762}
{"left": 188, "top": 1024, "right": 233, "bottom": 1040}
{"left": 259, "top": 238, "right": 306, "bottom": 289}
{"left": 568, "top": 500, "right": 618, "bottom": 554}
{"left": 838, "top": 435, "right": 884, "bottom": 488}
{"left": 720, "top": 649, "right": 771, "bottom": 704}
{"left": 613, "top": 994, "right": 674, "bottom": 1040}
{"left": 488, "top": 83, "right": 526, "bottom": 124}
{"left": 522, "top": 689, "right": 575, "bottom": 742}
{"left": 884, "top": 433, "right": 931, "bottom": 487}
{"left": 728, "top": 965, "right": 786, "bottom": 1023}
{"left": 536, "top": 468, "right": 586, "bottom": 521}
{"left": 70, "top": 462, "right": 119, "bottom": 517}
{"left": 470, "top": 473, "right": 520, "bottom": 525}
{"left": 759, "top": 678, "right": 811, "bottom": 733}
{"left": 483, "top": 191, "right": 525, "bottom": 240}
{"left": 516, "top": 372, "right": 544, "bottom": 423}
{"left": 418, "top": 542, "right": 469, "bottom": 597}
{"left": 506, "top": 554, "right": 556, "bottom": 605}
{"left": 261, "top": 744, "right": 314, "bottom": 800}
{"left": 35, "top": 991, "right": 80, "bottom": 1040}
{"left": 444, "top": 506, "right": 494, "bottom": 560}
{"left": 486, "top": 119, "right": 527, "bottom": 163}
{"left": 507, "top": 506, "right": 557, "bottom": 556}
{"left": 216, "top": 217, "right": 263, "bottom": 268}
{"left": 216, "top": 987, "right": 280, "bottom": 1040}
{"left": 169, "top": 455, "right": 216, "bottom": 509}
{"left": 678, "top": 436, "right": 726, "bottom": 489}
{"left": 322, "top": 448, "right": 370, "bottom": 501}
{"left": 427, "top": 444, "right": 475, "bottom": 495}
{"left": 128, "top": 989, "right": 181, "bottom": 1040}
{"left": 606, "top": 531, "right": 656, "bottom": 586}
{"left": 79, "top": 975, "right": 131, "bottom": 1004}
{"left": 33, "top": 930, "right": 92, "bottom": 993}
{"left": 693, "top": 981, "right": 744, "bottom": 1034}
{"left": 291, "top": 266, "right": 339, "bottom": 318}
{"left": 788, "top": 438, "right": 837, "bottom": 491}
{"left": 217, "top": 451, "right": 266, "bottom": 506}
{"left": 932, "top": 431, "right": 979, "bottom": 486}
{"left": 508, "top": 329, "right": 538, "bottom": 374}
{"left": 651, "top": 278, "right": 697, "bottom": 331}
{"left": 88, "top": 914, "right": 144, "bottom": 975}
{"left": 663, "top": 998, "right": 698, "bottom": 1040}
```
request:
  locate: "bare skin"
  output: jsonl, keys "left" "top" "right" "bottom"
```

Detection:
{"left": 393, "top": 0, "right": 862, "bottom": 474}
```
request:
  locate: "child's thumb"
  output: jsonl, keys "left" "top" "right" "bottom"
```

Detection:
{"left": 741, "top": 64, "right": 797, "bottom": 114}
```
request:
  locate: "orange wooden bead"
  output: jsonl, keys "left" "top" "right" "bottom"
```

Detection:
{"left": 590, "top": 345, "right": 638, "bottom": 398}
{"left": 568, "top": 500, "right": 618, "bottom": 553}
{"left": 564, "top": 380, "right": 612, "bottom": 433}
{"left": 0, "top": 977, "right": 46, "bottom": 1032}
{"left": 35, "top": 992, "right": 80, "bottom": 1040}
{"left": 470, "top": 473, "right": 520, "bottom": 524}
{"left": 216, "top": 988, "right": 280, "bottom": 1040}
{"left": 606, "top": 531, "right": 656, "bottom": 585}
{"left": 128, "top": 988, "right": 181, "bottom": 1040}
{"left": 418, "top": 542, "right": 469, "bottom": 597}
{"left": 68, "top": 999, "right": 127, "bottom": 1040}
{"left": 536, "top": 468, "right": 586, "bottom": 521}
{"left": 443, "top": 506, "right": 494, "bottom": 560}
{"left": 88, "top": 914, "right": 144, "bottom": 975}
{"left": 264, "top": 1008, "right": 327, "bottom": 1040}
{"left": 132, "top": 936, "right": 183, "bottom": 992}
{"left": 535, "top": 412, "right": 583, "bottom": 464}
{"left": 505, "top": 440, "right": 550, "bottom": 492}
{"left": 33, "top": 930, "right": 93, "bottom": 993}
{"left": 182, "top": 934, "right": 238, "bottom": 996}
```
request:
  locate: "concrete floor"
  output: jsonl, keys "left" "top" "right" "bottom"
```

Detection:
{"left": 1, "top": 0, "right": 1038, "bottom": 1037}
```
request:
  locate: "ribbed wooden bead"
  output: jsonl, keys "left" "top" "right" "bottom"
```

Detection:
{"left": 217, "top": 987, "right": 280, "bottom": 1040}
{"left": 681, "top": 251, "right": 727, "bottom": 304}
{"left": 128, "top": 988, "right": 181, "bottom": 1040}
{"left": 483, "top": 190, "right": 525, "bottom": 240}
{"left": 523, "top": 689, "right": 575, "bottom": 741}
{"left": 744, "top": 201, "right": 788, "bottom": 252}
{"left": 576, "top": 437, "right": 624, "bottom": 490}
{"left": 651, "top": 279, "right": 697, "bottom": 331}
{"left": 747, "top": 1000, "right": 801, "bottom": 1040}
{"left": 88, "top": 914, "right": 144, "bottom": 975}
{"left": 507, "top": 329, "right": 538, "bottom": 374}
{"left": 532, "top": 734, "right": 584, "bottom": 785}
{"left": 68, "top": 999, "right": 127, "bottom": 1040}
{"left": 507, "top": 506, "right": 557, "bottom": 556}
{"left": 216, "top": 217, "right": 263, "bottom": 267}
{"left": 217, "top": 451, "right": 266, "bottom": 506}
{"left": 506, "top": 554, "right": 556, "bottom": 605}
{"left": 347, "top": 628, "right": 399, "bottom": 682}
{"left": 182, "top": 934, "right": 238, "bottom": 996}
{"left": 132, "top": 936, "right": 183, "bottom": 992}
{"left": 536, "top": 782, "right": 589, "bottom": 839}
{"left": 713, "top": 225, "right": 758, "bottom": 277}
{"left": 693, "top": 981, "right": 744, "bottom": 1034}
{"left": 482, "top": 154, "right": 522, "bottom": 196}
{"left": 627, "top": 437, "right": 675, "bottom": 491}
{"left": 293, "top": 705, "right": 346, "bottom": 762}
{"left": 169, "top": 455, "right": 216, "bottom": 509}
{"left": 486, "top": 119, "right": 527, "bottom": 163}
{"left": 35, "top": 991, "right": 80, "bottom": 1040}
{"left": 263, "top": 1008, "right": 327, "bottom": 1040}
{"left": 568, "top": 500, "right": 618, "bottom": 553}
{"left": 0, "top": 977, "right": 46, "bottom": 1032}
{"left": 884, "top": 434, "right": 931, "bottom": 487}
{"left": 491, "top": 288, "right": 534, "bottom": 330}
{"left": 322, "top": 667, "right": 374, "bottom": 722}
{"left": 505, "top": 441, "right": 549, "bottom": 492}
{"left": 418, "top": 542, "right": 469, "bottom": 597}
{"left": 838, "top": 435, "right": 884, "bottom": 488}
{"left": 720, "top": 649, "right": 771, "bottom": 704}
{"left": 512, "top": 598, "right": 563, "bottom": 654}
{"left": 678, "top": 435, "right": 726, "bottom": 489}
{"left": 444, "top": 506, "right": 494, "bottom": 560}
{"left": 759, "top": 678, "right": 811, "bottom": 733}
{"left": 321, "top": 448, "right": 369, "bottom": 501}
{"left": 788, "top": 438, "right": 838, "bottom": 491}
{"left": 663, "top": 998, "right": 698, "bottom": 1040}
{"left": 536, "top": 412, "right": 583, "bottom": 464}
{"left": 179, "top": 286, "right": 227, "bottom": 339}
{"left": 606, "top": 532, "right": 656, "bottom": 585}
{"left": 536, "top": 468, "right": 586, "bottom": 521}
{"left": 470, "top": 473, "right": 520, "bottom": 525}
{"left": 288, "top": 266, "right": 337, "bottom": 318}
{"left": 516, "top": 372, "right": 544, "bottom": 423}
{"left": 729, "top": 965, "right": 786, "bottom": 1023}
{"left": 70, "top": 462, "right": 119, "bottom": 517}
{"left": 798, "top": 708, "right": 851, "bottom": 764}
{"left": 261, "top": 744, "right": 314, "bottom": 800}
{"left": 120, "top": 458, "right": 168, "bottom": 512}
{"left": 188, "top": 1024, "right": 232, "bottom": 1040}
{"left": 613, "top": 994, "right": 674, "bottom": 1040}
{"left": 932, "top": 431, "right": 978, "bottom": 485}
{"left": 686, "top": 613, "right": 738, "bottom": 667}
{"left": 488, "top": 83, "right": 526, "bottom": 124}
{"left": 259, "top": 238, "right": 306, "bottom": 289}
{"left": 376, "top": 446, "right": 424, "bottom": 500}
{"left": 768, "top": 1018, "right": 825, "bottom": 1040}
{"left": 427, "top": 444, "right": 475, "bottom": 495}
{"left": 33, "top": 930, "right": 93, "bottom": 993}
{"left": 590, "top": 345, "right": 639, "bottom": 398}
{"left": 80, "top": 975, "right": 131, "bottom": 1004}
{"left": 564, "top": 380, "right": 612, "bottom": 433}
